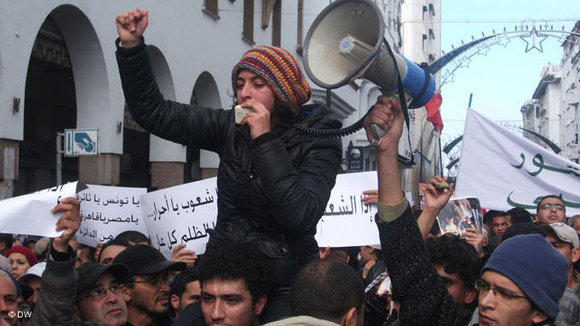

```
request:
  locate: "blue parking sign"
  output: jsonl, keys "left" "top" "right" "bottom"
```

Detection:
{"left": 64, "top": 129, "right": 99, "bottom": 156}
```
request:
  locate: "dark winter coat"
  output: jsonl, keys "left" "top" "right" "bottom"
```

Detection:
{"left": 376, "top": 203, "right": 474, "bottom": 325}
{"left": 116, "top": 40, "right": 342, "bottom": 285}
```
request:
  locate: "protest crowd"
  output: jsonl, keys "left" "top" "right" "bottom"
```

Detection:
{"left": 1, "top": 7, "right": 580, "bottom": 326}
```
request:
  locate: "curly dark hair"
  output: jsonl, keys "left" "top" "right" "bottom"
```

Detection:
{"left": 198, "top": 241, "right": 273, "bottom": 304}
{"left": 426, "top": 234, "right": 481, "bottom": 291}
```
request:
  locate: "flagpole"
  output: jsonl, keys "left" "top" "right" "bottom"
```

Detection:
{"left": 439, "top": 137, "right": 443, "bottom": 177}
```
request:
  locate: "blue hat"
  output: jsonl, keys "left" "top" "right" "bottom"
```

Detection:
{"left": 483, "top": 234, "right": 567, "bottom": 319}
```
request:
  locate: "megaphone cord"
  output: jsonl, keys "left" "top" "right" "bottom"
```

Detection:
{"left": 290, "top": 110, "right": 373, "bottom": 138}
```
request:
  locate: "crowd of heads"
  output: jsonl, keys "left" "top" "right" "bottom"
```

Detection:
{"left": 0, "top": 191, "right": 577, "bottom": 326}
{"left": 425, "top": 193, "right": 580, "bottom": 325}
{"left": 0, "top": 192, "right": 576, "bottom": 326}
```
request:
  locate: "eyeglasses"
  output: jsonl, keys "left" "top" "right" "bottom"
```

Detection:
{"left": 131, "top": 273, "right": 174, "bottom": 287}
{"left": 475, "top": 279, "right": 527, "bottom": 301}
{"left": 78, "top": 283, "right": 124, "bottom": 301}
{"left": 540, "top": 203, "right": 564, "bottom": 211}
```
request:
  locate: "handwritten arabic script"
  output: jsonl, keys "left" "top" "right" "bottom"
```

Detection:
{"left": 77, "top": 185, "right": 148, "bottom": 247}
{"left": 316, "top": 171, "right": 380, "bottom": 248}
{"left": 155, "top": 221, "right": 216, "bottom": 250}
{"left": 323, "top": 194, "right": 374, "bottom": 217}
{"left": 141, "top": 177, "right": 218, "bottom": 258}
{"left": 511, "top": 153, "right": 580, "bottom": 178}
{"left": 151, "top": 190, "right": 215, "bottom": 221}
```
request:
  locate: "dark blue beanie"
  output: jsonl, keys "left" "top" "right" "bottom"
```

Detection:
{"left": 483, "top": 234, "right": 567, "bottom": 319}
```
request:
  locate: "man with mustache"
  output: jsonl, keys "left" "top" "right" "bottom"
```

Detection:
{"left": 74, "top": 261, "right": 130, "bottom": 326}
{"left": 114, "top": 245, "right": 186, "bottom": 326}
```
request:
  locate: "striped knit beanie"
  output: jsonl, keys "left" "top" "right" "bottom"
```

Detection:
{"left": 232, "top": 46, "right": 311, "bottom": 108}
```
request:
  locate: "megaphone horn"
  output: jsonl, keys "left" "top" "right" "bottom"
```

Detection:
{"left": 303, "top": 0, "right": 435, "bottom": 109}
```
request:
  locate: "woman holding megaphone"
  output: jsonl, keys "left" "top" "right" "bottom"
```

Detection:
{"left": 114, "top": 8, "right": 349, "bottom": 322}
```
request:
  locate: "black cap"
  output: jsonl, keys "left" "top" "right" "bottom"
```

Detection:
{"left": 22, "top": 235, "right": 40, "bottom": 246}
{"left": 76, "top": 261, "right": 130, "bottom": 293}
{"left": 113, "top": 244, "right": 186, "bottom": 276}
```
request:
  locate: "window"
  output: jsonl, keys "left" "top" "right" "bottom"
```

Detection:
{"left": 272, "top": 0, "right": 281, "bottom": 46}
{"left": 242, "top": 0, "right": 254, "bottom": 42}
{"left": 296, "top": 0, "right": 303, "bottom": 54}
{"left": 428, "top": 3, "right": 436, "bottom": 16}
{"left": 204, "top": 0, "right": 219, "bottom": 19}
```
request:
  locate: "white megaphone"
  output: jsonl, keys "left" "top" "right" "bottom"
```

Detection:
{"left": 303, "top": 0, "right": 435, "bottom": 139}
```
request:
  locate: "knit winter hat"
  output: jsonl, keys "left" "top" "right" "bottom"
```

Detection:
{"left": 6, "top": 245, "right": 38, "bottom": 266}
{"left": 482, "top": 234, "right": 567, "bottom": 319}
{"left": 232, "top": 46, "right": 311, "bottom": 108}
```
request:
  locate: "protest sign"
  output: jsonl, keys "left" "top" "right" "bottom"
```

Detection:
{"left": 455, "top": 109, "right": 580, "bottom": 215}
{"left": 0, "top": 182, "right": 86, "bottom": 237}
{"left": 436, "top": 197, "right": 483, "bottom": 236}
{"left": 140, "top": 178, "right": 217, "bottom": 258}
{"left": 315, "top": 171, "right": 379, "bottom": 247}
{"left": 78, "top": 185, "right": 148, "bottom": 247}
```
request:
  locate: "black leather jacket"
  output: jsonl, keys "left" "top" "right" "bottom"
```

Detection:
{"left": 116, "top": 40, "right": 342, "bottom": 284}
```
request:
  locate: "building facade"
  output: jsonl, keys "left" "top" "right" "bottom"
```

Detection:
{"left": 521, "top": 21, "right": 580, "bottom": 164}
{"left": 400, "top": 0, "right": 442, "bottom": 199}
{"left": 521, "top": 64, "right": 562, "bottom": 148}
{"left": 1, "top": 0, "right": 415, "bottom": 199}
{"left": 561, "top": 21, "right": 580, "bottom": 163}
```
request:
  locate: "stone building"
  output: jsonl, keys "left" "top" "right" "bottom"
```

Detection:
{"left": 2, "top": 0, "right": 426, "bottom": 199}
{"left": 521, "top": 21, "right": 580, "bottom": 164}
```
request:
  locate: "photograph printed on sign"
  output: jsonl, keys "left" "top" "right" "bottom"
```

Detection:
{"left": 436, "top": 197, "right": 483, "bottom": 236}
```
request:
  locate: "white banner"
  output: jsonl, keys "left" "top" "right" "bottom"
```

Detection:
{"left": 140, "top": 178, "right": 218, "bottom": 258}
{"left": 455, "top": 109, "right": 580, "bottom": 215}
{"left": 315, "top": 171, "right": 379, "bottom": 247}
{"left": 78, "top": 185, "right": 148, "bottom": 247}
{"left": 0, "top": 182, "right": 87, "bottom": 237}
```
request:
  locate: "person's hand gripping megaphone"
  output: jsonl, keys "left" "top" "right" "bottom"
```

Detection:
{"left": 363, "top": 96, "right": 404, "bottom": 150}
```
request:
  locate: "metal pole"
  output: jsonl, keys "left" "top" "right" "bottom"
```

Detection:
{"left": 56, "top": 132, "right": 63, "bottom": 186}
{"left": 439, "top": 137, "right": 443, "bottom": 177}
{"left": 419, "top": 128, "right": 423, "bottom": 183}
{"left": 467, "top": 93, "right": 473, "bottom": 109}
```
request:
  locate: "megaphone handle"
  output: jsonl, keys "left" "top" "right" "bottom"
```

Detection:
{"left": 370, "top": 124, "right": 385, "bottom": 141}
